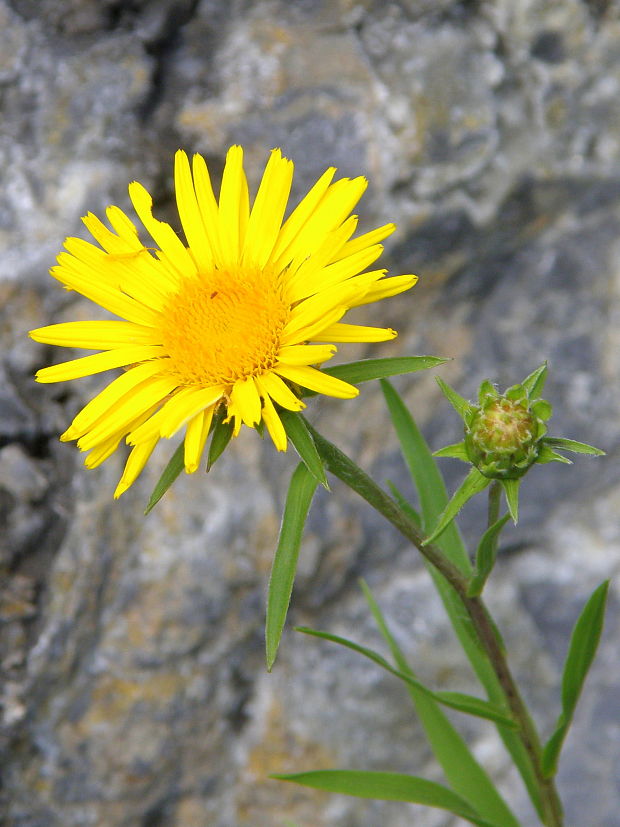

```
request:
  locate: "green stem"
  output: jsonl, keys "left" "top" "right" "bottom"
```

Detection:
{"left": 488, "top": 480, "right": 502, "bottom": 534}
{"left": 307, "top": 423, "right": 564, "bottom": 827}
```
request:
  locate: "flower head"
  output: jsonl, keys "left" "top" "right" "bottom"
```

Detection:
{"left": 463, "top": 380, "right": 549, "bottom": 480}
{"left": 31, "top": 147, "right": 416, "bottom": 498}
{"left": 424, "top": 364, "right": 604, "bottom": 543}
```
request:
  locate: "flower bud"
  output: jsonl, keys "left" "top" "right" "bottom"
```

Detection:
{"left": 464, "top": 388, "right": 548, "bottom": 480}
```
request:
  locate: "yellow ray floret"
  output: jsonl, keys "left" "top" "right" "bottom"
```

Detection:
{"left": 30, "top": 147, "right": 417, "bottom": 497}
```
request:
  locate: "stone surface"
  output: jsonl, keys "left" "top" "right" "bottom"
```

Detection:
{"left": 1, "top": 1, "right": 620, "bottom": 825}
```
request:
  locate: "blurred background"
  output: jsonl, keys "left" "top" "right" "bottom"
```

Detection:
{"left": 1, "top": 1, "right": 619, "bottom": 825}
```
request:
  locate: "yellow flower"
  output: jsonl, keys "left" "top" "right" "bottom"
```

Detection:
{"left": 31, "top": 147, "right": 417, "bottom": 498}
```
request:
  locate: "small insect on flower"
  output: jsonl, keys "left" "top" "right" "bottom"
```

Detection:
{"left": 30, "top": 147, "right": 417, "bottom": 498}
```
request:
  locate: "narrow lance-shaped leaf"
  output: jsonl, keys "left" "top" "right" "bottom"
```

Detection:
{"left": 436, "top": 376, "right": 472, "bottom": 419}
{"left": 265, "top": 462, "right": 318, "bottom": 670}
{"left": 295, "top": 626, "right": 515, "bottom": 728}
{"left": 272, "top": 770, "right": 503, "bottom": 827}
{"left": 280, "top": 408, "right": 329, "bottom": 489}
{"left": 544, "top": 437, "right": 605, "bottom": 456}
{"left": 306, "top": 356, "right": 448, "bottom": 393}
{"left": 433, "top": 691, "right": 515, "bottom": 727}
{"left": 326, "top": 355, "right": 448, "bottom": 384}
{"left": 145, "top": 440, "right": 185, "bottom": 514}
{"left": 207, "top": 413, "right": 234, "bottom": 470}
{"left": 467, "top": 514, "right": 511, "bottom": 597}
{"left": 536, "top": 444, "right": 572, "bottom": 465}
{"left": 423, "top": 468, "right": 490, "bottom": 546}
{"left": 500, "top": 478, "right": 520, "bottom": 524}
{"left": 522, "top": 362, "right": 548, "bottom": 398}
{"left": 379, "top": 379, "right": 471, "bottom": 572}
{"left": 359, "top": 580, "right": 521, "bottom": 827}
{"left": 433, "top": 441, "right": 469, "bottom": 461}
{"left": 542, "top": 580, "right": 610, "bottom": 777}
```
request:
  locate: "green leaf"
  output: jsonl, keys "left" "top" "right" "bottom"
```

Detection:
{"left": 379, "top": 379, "right": 471, "bottom": 573}
{"left": 544, "top": 437, "right": 605, "bottom": 456}
{"left": 433, "top": 691, "right": 516, "bottom": 728}
{"left": 501, "top": 478, "right": 520, "bottom": 523}
{"left": 542, "top": 580, "right": 609, "bottom": 777}
{"left": 272, "top": 770, "right": 502, "bottom": 827}
{"left": 436, "top": 377, "right": 472, "bottom": 420}
{"left": 265, "top": 463, "right": 318, "bottom": 670}
{"left": 379, "top": 381, "right": 543, "bottom": 816}
{"left": 315, "top": 356, "right": 447, "bottom": 390}
{"left": 386, "top": 480, "right": 422, "bottom": 529}
{"left": 478, "top": 379, "right": 498, "bottom": 404}
{"left": 467, "top": 514, "right": 511, "bottom": 597}
{"left": 279, "top": 409, "right": 329, "bottom": 489}
{"left": 562, "top": 581, "right": 610, "bottom": 712}
{"left": 359, "top": 581, "right": 520, "bottom": 827}
{"left": 505, "top": 384, "right": 527, "bottom": 404}
{"left": 423, "top": 468, "right": 490, "bottom": 546}
{"left": 530, "top": 399, "right": 553, "bottom": 421}
{"left": 207, "top": 414, "right": 234, "bottom": 470}
{"left": 295, "top": 626, "right": 515, "bottom": 728}
{"left": 144, "top": 440, "right": 185, "bottom": 514}
{"left": 522, "top": 362, "right": 548, "bottom": 398}
{"left": 433, "top": 441, "right": 469, "bottom": 461}
{"left": 536, "top": 444, "right": 572, "bottom": 465}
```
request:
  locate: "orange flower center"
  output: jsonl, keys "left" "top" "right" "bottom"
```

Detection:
{"left": 160, "top": 267, "right": 290, "bottom": 386}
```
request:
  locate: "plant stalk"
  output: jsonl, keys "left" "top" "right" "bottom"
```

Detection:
{"left": 488, "top": 480, "right": 502, "bottom": 536}
{"left": 307, "top": 424, "right": 564, "bottom": 827}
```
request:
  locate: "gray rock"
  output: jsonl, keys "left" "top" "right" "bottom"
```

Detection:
{"left": 1, "top": 0, "right": 619, "bottom": 825}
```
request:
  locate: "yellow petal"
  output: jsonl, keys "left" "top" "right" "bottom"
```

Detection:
{"left": 82, "top": 211, "right": 139, "bottom": 257}
{"left": 261, "top": 393, "right": 287, "bottom": 452}
{"left": 114, "top": 436, "right": 159, "bottom": 498}
{"left": 184, "top": 405, "right": 215, "bottom": 473}
{"left": 277, "top": 176, "right": 367, "bottom": 269}
{"left": 271, "top": 166, "right": 336, "bottom": 266}
{"left": 218, "top": 145, "right": 249, "bottom": 266}
{"left": 242, "top": 149, "right": 294, "bottom": 269}
{"left": 77, "top": 374, "right": 179, "bottom": 450}
{"left": 192, "top": 153, "right": 224, "bottom": 267}
{"left": 275, "top": 364, "right": 359, "bottom": 399}
{"left": 280, "top": 304, "right": 347, "bottom": 347}
{"left": 84, "top": 433, "right": 123, "bottom": 469}
{"left": 229, "top": 376, "right": 262, "bottom": 427}
{"left": 62, "top": 360, "right": 168, "bottom": 440}
{"left": 105, "top": 205, "right": 142, "bottom": 244}
{"left": 284, "top": 215, "right": 358, "bottom": 302}
{"left": 30, "top": 321, "right": 160, "bottom": 350}
{"left": 60, "top": 237, "right": 173, "bottom": 312}
{"left": 174, "top": 150, "right": 214, "bottom": 272}
{"left": 309, "top": 322, "right": 397, "bottom": 343}
{"left": 129, "top": 181, "right": 197, "bottom": 278}
{"left": 156, "top": 386, "right": 225, "bottom": 440}
{"left": 283, "top": 275, "right": 376, "bottom": 342}
{"left": 82, "top": 401, "right": 160, "bottom": 468}
{"left": 348, "top": 274, "right": 418, "bottom": 307}
{"left": 333, "top": 222, "right": 396, "bottom": 262}
{"left": 254, "top": 372, "right": 305, "bottom": 412}
{"left": 52, "top": 256, "right": 160, "bottom": 326}
{"left": 289, "top": 247, "right": 385, "bottom": 304}
{"left": 277, "top": 344, "right": 337, "bottom": 366}
{"left": 35, "top": 346, "right": 165, "bottom": 383}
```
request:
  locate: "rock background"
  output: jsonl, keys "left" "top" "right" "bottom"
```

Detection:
{"left": 1, "top": 0, "right": 619, "bottom": 825}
